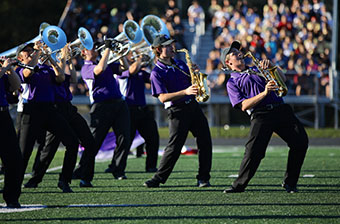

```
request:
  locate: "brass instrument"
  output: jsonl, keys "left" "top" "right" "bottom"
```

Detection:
{"left": 243, "top": 51, "right": 288, "bottom": 97}
{"left": 177, "top": 48, "right": 209, "bottom": 102}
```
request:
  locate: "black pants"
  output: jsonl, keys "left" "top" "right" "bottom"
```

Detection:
{"left": 232, "top": 104, "right": 309, "bottom": 190}
{"left": 153, "top": 100, "right": 212, "bottom": 183}
{"left": 129, "top": 106, "right": 159, "bottom": 171}
{"left": 78, "top": 98, "right": 131, "bottom": 177}
{"left": 0, "top": 110, "right": 23, "bottom": 204}
{"left": 19, "top": 102, "right": 79, "bottom": 183}
{"left": 17, "top": 112, "right": 46, "bottom": 173}
{"left": 29, "top": 102, "right": 95, "bottom": 183}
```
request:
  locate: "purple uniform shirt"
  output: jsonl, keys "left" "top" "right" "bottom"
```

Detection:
{"left": 118, "top": 69, "right": 150, "bottom": 106}
{"left": 81, "top": 60, "right": 122, "bottom": 104}
{"left": 0, "top": 75, "right": 9, "bottom": 107}
{"left": 226, "top": 66, "right": 284, "bottom": 111}
{"left": 19, "top": 64, "right": 57, "bottom": 103}
{"left": 150, "top": 59, "right": 194, "bottom": 107}
{"left": 54, "top": 74, "right": 73, "bottom": 102}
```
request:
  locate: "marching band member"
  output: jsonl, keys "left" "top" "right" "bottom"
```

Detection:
{"left": 117, "top": 51, "right": 159, "bottom": 173}
{"left": 144, "top": 34, "right": 212, "bottom": 188}
{"left": 220, "top": 40, "right": 309, "bottom": 193}
{"left": 78, "top": 39, "right": 131, "bottom": 180}
{"left": 17, "top": 42, "right": 79, "bottom": 193}
{"left": 0, "top": 57, "right": 23, "bottom": 208}
{"left": 24, "top": 44, "right": 96, "bottom": 188}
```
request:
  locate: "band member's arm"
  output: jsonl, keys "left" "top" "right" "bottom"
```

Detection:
{"left": 57, "top": 44, "right": 70, "bottom": 73}
{"left": 158, "top": 84, "right": 198, "bottom": 103}
{"left": 238, "top": 80, "right": 277, "bottom": 111}
{"left": 118, "top": 57, "right": 129, "bottom": 73}
{"left": 128, "top": 55, "right": 143, "bottom": 75}
{"left": 1, "top": 59, "right": 21, "bottom": 91}
{"left": 94, "top": 48, "right": 110, "bottom": 75}
{"left": 68, "top": 61, "right": 77, "bottom": 84}
{"left": 48, "top": 54, "right": 65, "bottom": 83}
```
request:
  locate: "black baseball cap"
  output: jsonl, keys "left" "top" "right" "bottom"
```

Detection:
{"left": 220, "top": 40, "right": 241, "bottom": 68}
{"left": 152, "top": 34, "right": 175, "bottom": 48}
{"left": 16, "top": 43, "right": 34, "bottom": 59}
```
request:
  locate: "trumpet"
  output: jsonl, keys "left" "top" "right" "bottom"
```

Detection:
{"left": 96, "top": 20, "right": 143, "bottom": 64}
{"left": 243, "top": 51, "right": 288, "bottom": 97}
{"left": 0, "top": 56, "right": 38, "bottom": 72}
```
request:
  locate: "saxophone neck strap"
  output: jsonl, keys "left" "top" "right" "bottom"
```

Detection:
{"left": 171, "top": 63, "right": 191, "bottom": 78}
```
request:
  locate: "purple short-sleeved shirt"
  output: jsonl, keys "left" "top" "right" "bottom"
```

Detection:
{"left": 118, "top": 69, "right": 150, "bottom": 106}
{"left": 150, "top": 59, "right": 194, "bottom": 107}
{"left": 54, "top": 74, "right": 73, "bottom": 102}
{"left": 227, "top": 66, "right": 284, "bottom": 109}
{"left": 81, "top": 60, "right": 122, "bottom": 104}
{"left": 0, "top": 75, "right": 9, "bottom": 107}
{"left": 20, "top": 64, "right": 57, "bottom": 103}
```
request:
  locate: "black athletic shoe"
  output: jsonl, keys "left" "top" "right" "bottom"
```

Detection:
{"left": 79, "top": 180, "right": 93, "bottom": 187}
{"left": 282, "top": 182, "right": 298, "bottom": 193}
{"left": 24, "top": 180, "right": 38, "bottom": 188}
{"left": 6, "top": 201, "right": 21, "bottom": 208}
{"left": 58, "top": 181, "right": 74, "bottom": 193}
{"left": 197, "top": 180, "right": 211, "bottom": 187}
{"left": 223, "top": 187, "right": 245, "bottom": 193}
{"left": 105, "top": 167, "right": 113, "bottom": 173}
{"left": 144, "top": 179, "right": 160, "bottom": 188}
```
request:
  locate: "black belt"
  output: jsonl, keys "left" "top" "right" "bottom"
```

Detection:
{"left": 0, "top": 106, "right": 8, "bottom": 111}
{"left": 253, "top": 103, "right": 284, "bottom": 113}
{"left": 173, "top": 99, "right": 194, "bottom": 107}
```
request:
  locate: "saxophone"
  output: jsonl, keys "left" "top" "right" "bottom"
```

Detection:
{"left": 243, "top": 51, "right": 288, "bottom": 97}
{"left": 176, "top": 48, "right": 210, "bottom": 102}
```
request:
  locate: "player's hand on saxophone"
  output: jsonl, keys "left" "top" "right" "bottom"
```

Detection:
{"left": 184, "top": 84, "right": 199, "bottom": 96}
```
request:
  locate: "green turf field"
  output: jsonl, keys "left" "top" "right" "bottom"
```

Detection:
{"left": 1, "top": 146, "right": 339, "bottom": 223}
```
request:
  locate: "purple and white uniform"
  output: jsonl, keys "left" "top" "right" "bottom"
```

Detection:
{"left": 227, "top": 66, "right": 284, "bottom": 114}
{"left": 118, "top": 69, "right": 150, "bottom": 106}
{"left": 19, "top": 64, "right": 57, "bottom": 103}
{"left": 54, "top": 74, "right": 73, "bottom": 102}
{"left": 81, "top": 60, "right": 122, "bottom": 104}
{"left": 150, "top": 59, "right": 194, "bottom": 108}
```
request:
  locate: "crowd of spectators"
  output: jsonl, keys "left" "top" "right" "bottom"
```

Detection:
{"left": 60, "top": 0, "right": 333, "bottom": 98}
{"left": 206, "top": 0, "right": 332, "bottom": 97}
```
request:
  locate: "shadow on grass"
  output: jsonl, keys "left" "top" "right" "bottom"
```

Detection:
{"left": 3, "top": 214, "right": 340, "bottom": 222}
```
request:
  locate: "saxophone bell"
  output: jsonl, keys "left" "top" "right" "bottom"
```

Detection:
{"left": 177, "top": 48, "right": 210, "bottom": 102}
{"left": 243, "top": 51, "right": 288, "bottom": 97}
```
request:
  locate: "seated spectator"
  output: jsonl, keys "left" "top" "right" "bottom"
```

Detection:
{"left": 187, "top": 0, "right": 205, "bottom": 32}
{"left": 205, "top": 49, "right": 220, "bottom": 74}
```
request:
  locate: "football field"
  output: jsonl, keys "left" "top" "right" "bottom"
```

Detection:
{"left": 1, "top": 145, "right": 339, "bottom": 223}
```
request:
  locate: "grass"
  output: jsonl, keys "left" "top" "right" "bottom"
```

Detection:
{"left": 1, "top": 146, "right": 340, "bottom": 223}
{"left": 158, "top": 127, "right": 340, "bottom": 138}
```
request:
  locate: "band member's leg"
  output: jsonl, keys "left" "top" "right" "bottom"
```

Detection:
{"left": 232, "top": 118, "right": 273, "bottom": 190}
{"left": 190, "top": 104, "right": 212, "bottom": 181}
{"left": 137, "top": 108, "right": 159, "bottom": 171}
{"left": 27, "top": 132, "right": 60, "bottom": 185}
{"left": 69, "top": 112, "right": 96, "bottom": 182}
{"left": 274, "top": 105, "right": 309, "bottom": 187}
{"left": 110, "top": 101, "right": 131, "bottom": 177}
{"left": 0, "top": 111, "right": 23, "bottom": 206}
{"left": 46, "top": 110, "right": 79, "bottom": 184}
{"left": 153, "top": 107, "right": 189, "bottom": 183}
